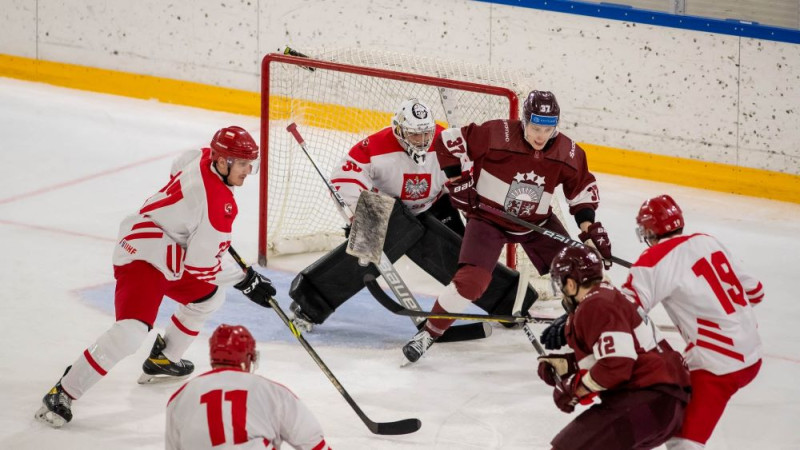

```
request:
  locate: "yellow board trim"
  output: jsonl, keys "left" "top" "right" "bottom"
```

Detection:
{"left": 581, "top": 143, "right": 800, "bottom": 204}
{"left": 2, "top": 53, "right": 798, "bottom": 204}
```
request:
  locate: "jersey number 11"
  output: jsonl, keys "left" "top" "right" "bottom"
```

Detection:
{"left": 200, "top": 389, "right": 249, "bottom": 446}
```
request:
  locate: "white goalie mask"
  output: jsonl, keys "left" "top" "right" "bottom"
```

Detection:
{"left": 392, "top": 99, "right": 435, "bottom": 165}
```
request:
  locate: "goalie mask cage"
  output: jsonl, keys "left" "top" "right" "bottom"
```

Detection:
{"left": 258, "top": 49, "right": 566, "bottom": 280}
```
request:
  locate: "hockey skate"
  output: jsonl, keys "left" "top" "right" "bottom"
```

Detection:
{"left": 137, "top": 334, "right": 194, "bottom": 384}
{"left": 35, "top": 366, "right": 73, "bottom": 428}
{"left": 290, "top": 301, "right": 314, "bottom": 333}
{"left": 401, "top": 329, "right": 435, "bottom": 366}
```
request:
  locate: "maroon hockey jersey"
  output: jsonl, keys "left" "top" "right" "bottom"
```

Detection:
{"left": 566, "top": 282, "right": 690, "bottom": 395}
{"left": 435, "top": 120, "right": 599, "bottom": 232}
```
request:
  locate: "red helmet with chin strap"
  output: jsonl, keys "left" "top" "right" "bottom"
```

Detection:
{"left": 209, "top": 324, "right": 257, "bottom": 372}
{"left": 636, "top": 195, "right": 684, "bottom": 245}
{"left": 210, "top": 126, "right": 259, "bottom": 161}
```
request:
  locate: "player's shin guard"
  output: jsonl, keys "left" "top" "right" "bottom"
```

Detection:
{"left": 161, "top": 288, "right": 225, "bottom": 362}
{"left": 60, "top": 319, "right": 149, "bottom": 399}
{"left": 425, "top": 283, "right": 477, "bottom": 337}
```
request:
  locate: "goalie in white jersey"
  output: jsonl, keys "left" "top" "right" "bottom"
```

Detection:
{"left": 36, "top": 126, "right": 278, "bottom": 428}
{"left": 621, "top": 194, "right": 764, "bottom": 449}
{"left": 166, "top": 324, "right": 331, "bottom": 450}
{"left": 289, "top": 99, "right": 538, "bottom": 335}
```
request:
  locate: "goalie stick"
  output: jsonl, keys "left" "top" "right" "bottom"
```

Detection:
{"left": 285, "top": 122, "right": 488, "bottom": 343}
{"left": 228, "top": 246, "right": 421, "bottom": 436}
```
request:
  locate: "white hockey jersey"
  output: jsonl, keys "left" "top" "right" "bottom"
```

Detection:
{"left": 330, "top": 126, "right": 447, "bottom": 215}
{"left": 166, "top": 368, "right": 330, "bottom": 450}
{"left": 112, "top": 148, "right": 244, "bottom": 286}
{"left": 622, "top": 233, "right": 764, "bottom": 375}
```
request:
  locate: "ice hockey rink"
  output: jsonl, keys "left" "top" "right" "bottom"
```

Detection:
{"left": 1, "top": 76, "right": 798, "bottom": 449}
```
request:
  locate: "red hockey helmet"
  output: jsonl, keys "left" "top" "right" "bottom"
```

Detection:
{"left": 523, "top": 90, "right": 560, "bottom": 127}
{"left": 209, "top": 324, "right": 257, "bottom": 372}
{"left": 210, "top": 126, "right": 259, "bottom": 161}
{"left": 636, "top": 195, "right": 684, "bottom": 246}
{"left": 550, "top": 245, "right": 604, "bottom": 294}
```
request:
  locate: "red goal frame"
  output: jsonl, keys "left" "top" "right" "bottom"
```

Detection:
{"left": 258, "top": 52, "right": 521, "bottom": 267}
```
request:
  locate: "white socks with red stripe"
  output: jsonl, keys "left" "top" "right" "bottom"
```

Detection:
{"left": 161, "top": 289, "right": 225, "bottom": 362}
{"left": 61, "top": 319, "right": 148, "bottom": 399}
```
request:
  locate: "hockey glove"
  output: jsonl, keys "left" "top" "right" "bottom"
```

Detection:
{"left": 553, "top": 373, "right": 584, "bottom": 414}
{"left": 578, "top": 222, "right": 613, "bottom": 269}
{"left": 445, "top": 175, "right": 478, "bottom": 213}
{"left": 540, "top": 313, "right": 568, "bottom": 350}
{"left": 234, "top": 267, "right": 277, "bottom": 308}
{"left": 537, "top": 352, "right": 578, "bottom": 387}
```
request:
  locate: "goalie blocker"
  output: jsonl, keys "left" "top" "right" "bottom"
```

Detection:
{"left": 289, "top": 197, "right": 537, "bottom": 324}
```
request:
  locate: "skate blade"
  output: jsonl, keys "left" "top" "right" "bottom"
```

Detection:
{"left": 137, "top": 372, "right": 189, "bottom": 385}
{"left": 400, "top": 356, "right": 418, "bottom": 368}
{"left": 35, "top": 405, "right": 67, "bottom": 428}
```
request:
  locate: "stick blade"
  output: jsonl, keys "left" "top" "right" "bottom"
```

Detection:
{"left": 371, "top": 418, "right": 422, "bottom": 435}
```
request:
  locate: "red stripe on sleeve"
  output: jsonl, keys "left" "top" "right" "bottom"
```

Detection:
{"left": 83, "top": 349, "right": 108, "bottom": 376}
{"left": 697, "top": 318, "right": 720, "bottom": 329}
{"left": 746, "top": 283, "right": 763, "bottom": 295}
{"left": 331, "top": 177, "right": 368, "bottom": 191}
{"left": 131, "top": 221, "right": 159, "bottom": 230}
{"left": 311, "top": 439, "right": 328, "bottom": 450}
{"left": 123, "top": 232, "right": 163, "bottom": 241}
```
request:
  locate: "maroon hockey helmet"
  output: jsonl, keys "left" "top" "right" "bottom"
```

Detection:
{"left": 209, "top": 324, "right": 257, "bottom": 372}
{"left": 550, "top": 245, "right": 604, "bottom": 293}
{"left": 523, "top": 90, "right": 560, "bottom": 127}
{"left": 636, "top": 195, "right": 684, "bottom": 246}
{"left": 210, "top": 126, "right": 259, "bottom": 161}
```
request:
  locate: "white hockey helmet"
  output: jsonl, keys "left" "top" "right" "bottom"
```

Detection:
{"left": 392, "top": 99, "right": 435, "bottom": 165}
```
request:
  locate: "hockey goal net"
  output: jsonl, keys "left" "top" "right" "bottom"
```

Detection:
{"left": 258, "top": 48, "right": 568, "bottom": 300}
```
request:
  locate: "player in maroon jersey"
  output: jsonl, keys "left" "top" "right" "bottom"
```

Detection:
{"left": 538, "top": 245, "right": 691, "bottom": 449}
{"left": 623, "top": 195, "right": 763, "bottom": 449}
{"left": 35, "top": 127, "right": 277, "bottom": 428}
{"left": 288, "top": 100, "right": 538, "bottom": 335}
{"left": 402, "top": 90, "right": 614, "bottom": 364}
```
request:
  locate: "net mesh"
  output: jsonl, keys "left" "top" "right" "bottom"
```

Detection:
{"left": 261, "top": 48, "right": 568, "bottom": 301}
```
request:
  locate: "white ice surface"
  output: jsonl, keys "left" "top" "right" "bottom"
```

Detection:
{"left": 1, "top": 77, "right": 799, "bottom": 449}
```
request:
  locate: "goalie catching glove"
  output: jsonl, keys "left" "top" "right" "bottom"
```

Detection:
{"left": 578, "top": 222, "right": 612, "bottom": 269}
{"left": 445, "top": 175, "right": 478, "bottom": 213}
{"left": 234, "top": 267, "right": 277, "bottom": 308}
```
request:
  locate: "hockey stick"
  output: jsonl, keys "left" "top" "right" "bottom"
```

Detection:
{"left": 364, "top": 274, "right": 554, "bottom": 325}
{"left": 227, "top": 246, "right": 421, "bottom": 435}
{"left": 286, "top": 122, "right": 488, "bottom": 342}
{"left": 477, "top": 203, "right": 633, "bottom": 268}
{"left": 366, "top": 273, "right": 555, "bottom": 369}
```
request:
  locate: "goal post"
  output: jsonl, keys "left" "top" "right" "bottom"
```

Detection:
{"left": 257, "top": 48, "right": 568, "bottom": 296}
{"left": 258, "top": 50, "right": 526, "bottom": 264}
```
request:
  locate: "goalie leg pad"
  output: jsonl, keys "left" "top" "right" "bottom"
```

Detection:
{"left": 289, "top": 200, "right": 425, "bottom": 324}
{"left": 473, "top": 264, "right": 539, "bottom": 316}
{"left": 61, "top": 319, "right": 149, "bottom": 399}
